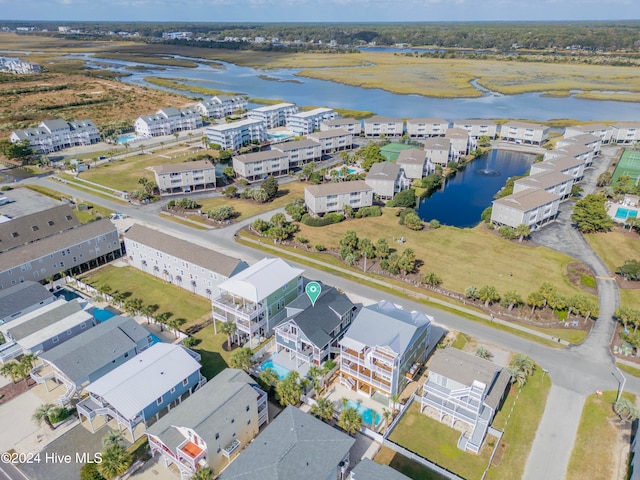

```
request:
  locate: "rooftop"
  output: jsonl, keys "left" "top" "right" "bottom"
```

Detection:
{"left": 515, "top": 171, "right": 573, "bottom": 190}
{"left": 493, "top": 188, "right": 560, "bottom": 212}
{"left": 290, "top": 107, "right": 333, "bottom": 118}
{"left": 0, "top": 188, "right": 62, "bottom": 219}
{"left": 350, "top": 459, "right": 411, "bottom": 480}
{"left": 534, "top": 156, "right": 584, "bottom": 172}
{"left": 396, "top": 149, "right": 427, "bottom": 165}
{"left": 424, "top": 137, "right": 451, "bottom": 150}
{"left": 271, "top": 139, "right": 320, "bottom": 152}
{"left": 0, "top": 281, "right": 53, "bottom": 320}
{"left": 305, "top": 180, "right": 372, "bottom": 197}
{"left": 234, "top": 150, "right": 288, "bottom": 164}
{"left": 366, "top": 162, "right": 402, "bottom": 181}
{"left": 428, "top": 347, "right": 500, "bottom": 389}
{"left": 219, "top": 405, "right": 355, "bottom": 480}
{"left": 206, "top": 118, "right": 265, "bottom": 132}
{"left": 125, "top": 224, "right": 247, "bottom": 278}
{"left": 445, "top": 127, "right": 469, "bottom": 139}
{"left": 151, "top": 160, "right": 215, "bottom": 175}
{"left": 407, "top": 118, "right": 448, "bottom": 125}
{"left": 6, "top": 298, "right": 84, "bottom": 341}
{"left": 364, "top": 116, "right": 403, "bottom": 124}
{"left": 502, "top": 121, "right": 548, "bottom": 130}
{"left": 321, "top": 118, "right": 358, "bottom": 126}
{"left": 308, "top": 128, "right": 351, "bottom": 140}
{"left": 454, "top": 118, "right": 497, "bottom": 127}
{"left": 251, "top": 103, "right": 296, "bottom": 112}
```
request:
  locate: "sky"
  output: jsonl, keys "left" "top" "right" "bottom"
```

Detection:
{"left": 0, "top": 0, "right": 639, "bottom": 23}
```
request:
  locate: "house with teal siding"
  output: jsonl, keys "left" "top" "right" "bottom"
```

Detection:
{"left": 212, "top": 258, "right": 304, "bottom": 346}
{"left": 78, "top": 343, "right": 205, "bottom": 441}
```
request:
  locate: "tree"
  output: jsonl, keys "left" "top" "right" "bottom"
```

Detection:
{"left": 252, "top": 218, "right": 269, "bottom": 234}
{"left": 98, "top": 443, "right": 131, "bottom": 479}
{"left": 338, "top": 406, "right": 362, "bottom": 435}
{"left": 538, "top": 282, "right": 557, "bottom": 308}
{"left": 465, "top": 286, "right": 479, "bottom": 300}
{"left": 423, "top": 272, "right": 443, "bottom": 288}
{"left": 403, "top": 212, "right": 423, "bottom": 231}
{"left": 223, "top": 166, "right": 235, "bottom": 179}
{"left": 475, "top": 346, "right": 493, "bottom": 360}
{"left": 571, "top": 194, "right": 614, "bottom": 233}
{"left": 165, "top": 317, "right": 186, "bottom": 338}
{"left": 230, "top": 347, "right": 253, "bottom": 370}
{"left": 389, "top": 189, "right": 416, "bottom": 208}
{"left": 97, "top": 284, "right": 112, "bottom": 301}
{"left": 80, "top": 462, "right": 106, "bottom": 480}
{"left": 140, "top": 304, "right": 157, "bottom": 324}
{"left": 258, "top": 368, "right": 279, "bottom": 391}
{"left": 102, "top": 430, "right": 125, "bottom": 449}
{"left": 111, "top": 291, "right": 125, "bottom": 308}
{"left": 478, "top": 135, "right": 491, "bottom": 147}
{"left": 220, "top": 321, "right": 237, "bottom": 349}
{"left": 508, "top": 354, "right": 535, "bottom": 388}
{"left": 32, "top": 404, "right": 56, "bottom": 430}
{"left": 208, "top": 205, "right": 237, "bottom": 222}
{"left": 502, "top": 290, "right": 523, "bottom": 311}
{"left": 154, "top": 312, "right": 170, "bottom": 332}
{"left": 358, "top": 238, "right": 376, "bottom": 260}
{"left": 498, "top": 225, "right": 518, "bottom": 240}
{"left": 18, "top": 353, "right": 37, "bottom": 385}
{"left": 275, "top": 371, "right": 302, "bottom": 407}
{"left": 478, "top": 285, "right": 500, "bottom": 307}
{"left": 527, "top": 291, "right": 545, "bottom": 314}
{"left": 615, "top": 307, "right": 640, "bottom": 332}
{"left": 261, "top": 175, "right": 279, "bottom": 200}
{"left": 375, "top": 238, "right": 390, "bottom": 259}
{"left": 223, "top": 185, "right": 238, "bottom": 198}
{"left": 311, "top": 397, "right": 335, "bottom": 423}
{"left": 252, "top": 188, "right": 270, "bottom": 203}
{"left": 0, "top": 361, "right": 20, "bottom": 383}
{"left": 124, "top": 298, "right": 143, "bottom": 317}
{"left": 614, "top": 398, "right": 640, "bottom": 421}
{"left": 191, "top": 468, "right": 214, "bottom": 480}
{"left": 617, "top": 260, "right": 640, "bottom": 281}
{"left": 514, "top": 224, "right": 531, "bottom": 242}
{"left": 339, "top": 230, "right": 359, "bottom": 257}
{"left": 398, "top": 248, "right": 416, "bottom": 275}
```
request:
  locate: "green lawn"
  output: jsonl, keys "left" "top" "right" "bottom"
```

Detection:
{"left": 374, "top": 446, "right": 448, "bottom": 480}
{"left": 566, "top": 390, "right": 635, "bottom": 480}
{"left": 80, "top": 265, "right": 211, "bottom": 329}
{"left": 388, "top": 363, "right": 550, "bottom": 480}
{"left": 199, "top": 182, "right": 306, "bottom": 221}
{"left": 191, "top": 324, "right": 233, "bottom": 380}
{"left": 616, "top": 362, "right": 640, "bottom": 378}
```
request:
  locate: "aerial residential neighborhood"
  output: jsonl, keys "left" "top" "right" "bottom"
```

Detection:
{"left": 0, "top": 13, "right": 639, "bottom": 480}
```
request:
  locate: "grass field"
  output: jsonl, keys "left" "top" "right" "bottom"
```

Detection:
{"left": 566, "top": 390, "right": 635, "bottom": 480}
{"left": 295, "top": 209, "right": 590, "bottom": 300}
{"left": 191, "top": 325, "right": 233, "bottom": 380}
{"left": 20, "top": 185, "right": 114, "bottom": 223}
{"left": 80, "top": 265, "right": 211, "bottom": 329}
{"left": 612, "top": 149, "right": 640, "bottom": 185}
{"left": 198, "top": 182, "right": 306, "bottom": 220}
{"left": 374, "top": 446, "right": 448, "bottom": 480}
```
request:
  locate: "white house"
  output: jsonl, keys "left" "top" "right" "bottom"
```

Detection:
{"left": 364, "top": 116, "right": 404, "bottom": 137}
{"left": 151, "top": 160, "right": 216, "bottom": 196}
{"left": 530, "top": 156, "right": 586, "bottom": 180}
{"left": 270, "top": 139, "right": 322, "bottom": 167}
{"left": 307, "top": 128, "right": 353, "bottom": 154}
{"left": 406, "top": 118, "right": 448, "bottom": 138}
{"left": 564, "top": 124, "right": 613, "bottom": 144}
{"left": 445, "top": 127, "right": 475, "bottom": 156}
{"left": 545, "top": 144, "right": 594, "bottom": 166}
{"left": 320, "top": 117, "right": 362, "bottom": 135}
{"left": 232, "top": 150, "right": 289, "bottom": 181}
{"left": 248, "top": 103, "right": 298, "bottom": 128}
{"left": 556, "top": 133, "right": 601, "bottom": 154}
{"left": 396, "top": 148, "right": 429, "bottom": 179}
{"left": 0, "top": 281, "right": 54, "bottom": 326}
{"left": 134, "top": 107, "right": 202, "bottom": 138}
{"left": 499, "top": 121, "right": 549, "bottom": 145}
{"left": 304, "top": 181, "right": 373, "bottom": 216}
{"left": 365, "top": 162, "right": 410, "bottom": 200}
{"left": 491, "top": 189, "right": 561, "bottom": 228}
{"left": 11, "top": 118, "right": 100, "bottom": 154}
{"left": 195, "top": 95, "right": 248, "bottom": 119}
{"left": 424, "top": 137, "right": 454, "bottom": 167}
{"left": 611, "top": 123, "right": 640, "bottom": 144}
{"left": 286, "top": 108, "right": 335, "bottom": 135}
{"left": 453, "top": 119, "right": 498, "bottom": 139}
{"left": 205, "top": 119, "right": 267, "bottom": 151}
{"left": 513, "top": 171, "right": 574, "bottom": 199}
{"left": 124, "top": 224, "right": 248, "bottom": 300}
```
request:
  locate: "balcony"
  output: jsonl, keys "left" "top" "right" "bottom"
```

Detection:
{"left": 212, "top": 294, "right": 266, "bottom": 323}
{"left": 223, "top": 439, "right": 241, "bottom": 459}
{"left": 177, "top": 437, "right": 206, "bottom": 467}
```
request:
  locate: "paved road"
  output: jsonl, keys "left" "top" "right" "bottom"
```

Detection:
{"left": 0, "top": 463, "right": 30, "bottom": 480}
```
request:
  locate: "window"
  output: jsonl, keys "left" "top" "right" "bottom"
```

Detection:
{"left": 182, "top": 378, "right": 188, "bottom": 386}
{"left": 170, "top": 387, "right": 176, "bottom": 394}
{"left": 67, "top": 330, "right": 72, "bottom": 336}
{"left": 216, "top": 447, "right": 221, "bottom": 454}
{"left": 247, "top": 419, "right": 251, "bottom": 425}
{"left": 11, "top": 232, "right": 18, "bottom": 238}
{"left": 231, "top": 418, "right": 235, "bottom": 424}
{"left": 31, "top": 226, "right": 39, "bottom": 232}
{"left": 124, "top": 352, "right": 129, "bottom": 358}
{"left": 215, "top": 433, "right": 220, "bottom": 440}
{"left": 156, "top": 397, "right": 163, "bottom": 406}
{"left": 52, "top": 336, "right": 59, "bottom": 344}
{"left": 245, "top": 405, "right": 250, "bottom": 412}
{"left": 47, "top": 221, "right": 55, "bottom": 226}
{"left": 80, "top": 323, "right": 87, "bottom": 329}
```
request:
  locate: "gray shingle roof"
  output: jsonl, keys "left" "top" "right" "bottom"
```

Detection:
{"left": 341, "top": 300, "right": 432, "bottom": 356}
{"left": 234, "top": 150, "right": 288, "bottom": 164}
{"left": 366, "top": 162, "right": 401, "bottom": 181}
{"left": 125, "top": 224, "right": 247, "bottom": 277}
{"left": 0, "top": 204, "right": 80, "bottom": 252}
{"left": 515, "top": 171, "right": 573, "bottom": 190}
{"left": 396, "top": 149, "right": 427, "bottom": 165}
{"left": 284, "top": 285, "right": 355, "bottom": 348}
{"left": 271, "top": 139, "right": 320, "bottom": 151}
{"left": 7, "top": 299, "right": 83, "bottom": 341}
{"left": 321, "top": 118, "right": 358, "bottom": 127}
{"left": 492, "top": 189, "right": 560, "bottom": 211}
{"left": 0, "top": 219, "right": 117, "bottom": 272}
{"left": 0, "top": 281, "right": 53, "bottom": 320}
{"left": 219, "top": 405, "right": 355, "bottom": 480}
{"left": 350, "top": 459, "right": 411, "bottom": 480}
{"left": 146, "top": 368, "right": 258, "bottom": 451}
{"left": 40, "top": 316, "right": 149, "bottom": 384}
{"left": 428, "top": 348, "right": 500, "bottom": 388}
{"left": 151, "top": 160, "right": 214, "bottom": 175}
{"left": 307, "top": 128, "right": 351, "bottom": 140}
{"left": 424, "top": 137, "right": 451, "bottom": 150}
{"left": 41, "top": 119, "right": 70, "bottom": 132}
{"left": 305, "top": 180, "right": 372, "bottom": 197}
{"left": 364, "top": 116, "right": 403, "bottom": 124}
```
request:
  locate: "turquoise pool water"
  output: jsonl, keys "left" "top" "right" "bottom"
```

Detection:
{"left": 54, "top": 289, "right": 81, "bottom": 302}
{"left": 117, "top": 133, "right": 137, "bottom": 144}
{"left": 93, "top": 308, "right": 116, "bottom": 322}
{"left": 345, "top": 399, "right": 381, "bottom": 427}
{"left": 615, "top": 208, "right": 638, "bottom": 220}
{"left": 258, "top": 359, "right": 291, "bottom": 380}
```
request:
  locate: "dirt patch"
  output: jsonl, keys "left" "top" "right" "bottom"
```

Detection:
{"left": 491, "top": 439, "right": 507, "bottom": 466}
{"left": 0, "top": 378, "right": 36, "bottom": 405}
{"left": 567, "top": 262, "right": 598, "bottom": 294}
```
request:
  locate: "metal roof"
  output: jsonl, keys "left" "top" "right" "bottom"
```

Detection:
{"left": 7, "top": 299, "right": 84, "bottom": 341}
{"left": 86, "top": 343, "right": 201, "bottom": 421}
{"left": 217, "top": 258, "right": 303, "bottom": 303}
{"left": 18, "top": 309, "right": 94, "bottom": 352}
{"left": 219, "top": 405, "right": 355, "bottom": 480}
{"left": 0, "top": 281, "right": 53, "bottom": 320}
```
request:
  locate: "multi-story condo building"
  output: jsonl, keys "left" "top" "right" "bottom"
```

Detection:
{"left": 307, "top": 128, "right": 353, "bottom": 154}
{"left": 195, "top": 95, "right": 249, "bottom": 119}
{"left": 530, "top": 155, "right": 586, "bottom": 181}
{"left": 0, "top": 281, "right": 54, "bottom": 325}
{"left": 11, "top": 118, "right": 100, "bottom": 154}
{"left": 445, "top": 127, "right": 475, "bottom": 156}
{"left": 151, "top": 160, "right": 216, "bottom": 196}
{"left": 211, "top": 258, "right": 304, "bottom": 345}
{"left": 339, "top": 300, "right": 432, "bottom": 397}
{"left": 205, "top": 119, "right": 267, "bottom": 151}
{"left": 270, "top": 139, "right": 322, "bottom": 167}
{"left": 147, "top": 368, "right": 267, "bottom": 479}
{"left": 232, "top": 150, "right": 289, "bottom": 181}
{"left": 365, "top": 162, "right": 411, "bottom": 200}
{"left": 545, "top": 143, "right": 595, "bottom": 166}
{"left": 421, "top": 348, "right": 510, "bottom": 454}
{"left": 320, "top": 117, "right": 362, "bottom": 135}
{"left": 248, "top": 103, "right": 298, "bottom": 128}
{"left": 364, "top": 116, "right": 404, "bottom": 137}
{"left": 286, "top": 108, "right": 335, "bottom": 135}
{"left": 162, "top": 31, "right": 193, "bottom": 40}
{"left": 424, "top": 137, "right": 454, "bottom": 167}
{"left": 611, "top": 123, "right": 640, "bottom": 144}
{"left": 124, "top": 224, "right": 248, "bottom": 300}
{"left": 406, "top": 118, "right": 448, "bottom": 138}
{"left": 30, "top": 316, "right": 152, "bottom": 405}
{"left": 0, "top": 218, "right": 121, "bottom": 291}
{"left": 78, "top": 343, "right": 205, "bottom": 441}
{"left": 556, "top": 133, "right": 601, "bottom": 154}
{"left": 219, "top": 406, "right": 354, "bottom": 480}
{"left": 491, "top": 189, "right": 561, "bottom": 228}
{"left": 274, "top": 285, "right": 357, "bottom": 368}
{"left": 513, "top": 171, "right": 574, "bottom": 199}
{"left": 304, "top": 181, "right": 373, "bottom": 216}
{"left": 499, "top": 121, "right": 549, "bottom": 145}
{"left": 453, "top": 119, "right": 498, "bottom": 139}
{"left": 134, "top": 107, "right": 203, "bottom": 138}
{"left": 396, "top": 148, "right": 429, "bottom": 179}
{"left": 564, "top": 124, "right": 612, "bottom": 144}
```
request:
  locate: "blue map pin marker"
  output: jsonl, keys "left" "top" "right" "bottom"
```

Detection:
{"left": 305, "top": 282, "right": 322, "bottom": 306}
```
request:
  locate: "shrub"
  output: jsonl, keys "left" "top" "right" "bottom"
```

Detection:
{"left": 301, "top": 213, "right": 345, "bottom": 227}
{"left": 261, "top": 175, "right": 279, "bottom": 199}
{"left": 617, "top": 260, "right": 640, "bottom": 281}
{"left": 182, "top": 337, "right": 197, "bottom": 347}
{"left": 498, "top": 225, "right": 518, "bottom": 240}
{"left": 429, "top": 219, "right": 441, "bottom": 229}
{"left": 223, "top": 185, "right": 238, "bottom": 198}
{"left": 403, "top": 212, "right": 423, "bottom": 230}
{"left": 48, "top": 407, "right": 70, "bottom": 424}
{"left": 314, "top": 244, "right": 326, "bottom": 252}
{"left": 388, "top": 188, "right": 416, "bottom": 208}
{"left": 80, "top": 462, "right": 105, "bottom": 480}
{"left": 238, "top": 178, "right": 249, "bottom": 186}
{"left": 355, "top": 206, "right": 382, "bottom": 218}
{"left": 285, "top": 199, "right": 307, "bottom": 221}
{"left": 207, "top": 205, "right": 237, "bottom": 221}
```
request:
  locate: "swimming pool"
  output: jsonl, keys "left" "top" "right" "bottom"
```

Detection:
{"left": 258, "top": 359, "right": 291, "bottom": 380}
{"left": 54, "top": 288, "right": 81, "bottom": 302}
{"left": 345, "top": 400, "right": 381, "bottom": 427}
{"left": 615, "top": 207, "right": 638, "bottom": 220}
{"left": 116, "top": 133, "right": 137, "bottom": 144}
{"left": 93, "top": 308, "right": 116, "bottom": 322}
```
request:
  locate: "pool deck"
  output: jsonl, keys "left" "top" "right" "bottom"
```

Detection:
{"left": 262, "top": 349, "right": 310, "bottom": 378}
{"left": 607, "top": 200, "right": 639, "bottom": 223}
{"left": 325, "top": 383, "right": 388, "bottom": 430}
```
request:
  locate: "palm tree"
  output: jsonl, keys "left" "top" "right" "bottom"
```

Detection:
{"left": 102, "top": 430, "right": 125, "bottom": 449}
{"left": 258, "top": 367, "right": 279, "bottom": 391}
{"left": 508, "top": 354, "right": 535, "bottom": 388}
{"left": 514, "top": 224, "right": 531, "bottom": 242}
{"left": 310, "top": 397, "right": 335, "bottom": 423}
{"left": 154, "top": 312, "right": 170, "bottom": 332}
{"left": 111, "top": 291, "right": 125, "bottom": 308}
{"left": 503, "top": 290, "right": 523, "bottom": 311}
{"left": 614, "top": 398, "right": 639, "bottom": 421}
{"left": 475, "top": 345, "right": 492, "bottom": 360}
{"left": 527, "top": 291, "right": 545, "bottom": 315}
{"left": 229, "top": 347, "right": 253, "bottom": 371}
{"left": 381, "top": 408, "right": 393, "bottom": 429}
{"left": 389, "top": 394, "right": 401, "bottom": 414}
{"left": 275, "top": 371, "right": 302, "bottom": 407}
{"left": 307, "top": 365, "right": 325, "bottom": 394}
{"left": 0, "top": 361, "right": 20, "bottom": 383}
{"left": 338, "top": 407, "right": 362, "bottom": 436}
{"left": 220, "top": 321, "right": 237, "bottom": 349}
{"left": 97, "top": 284, "right": 112, "bottom": 301}
{"left": 98, "top": 443, "right": 131, "bottom": 479}
{"left": 165, "top": 318, "right": 186, "bottom": 338}
{"left": 18, "top": 353, "right": 37, "bottom": 385}
{"left": 140, "top": 304, "right": 157, "bottom": 324}
{"left": 191, "top": 467, "right": 214, "bottom": 480}
{"left": 32, "top": 404, "right": 56, "bottom": 430}
{"left": 478, "top": 285, "right": 500, "bottom": 307}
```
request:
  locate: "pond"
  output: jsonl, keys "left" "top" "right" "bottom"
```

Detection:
{"left": 417, "top": 149, "right": 535, "bottom": 228}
